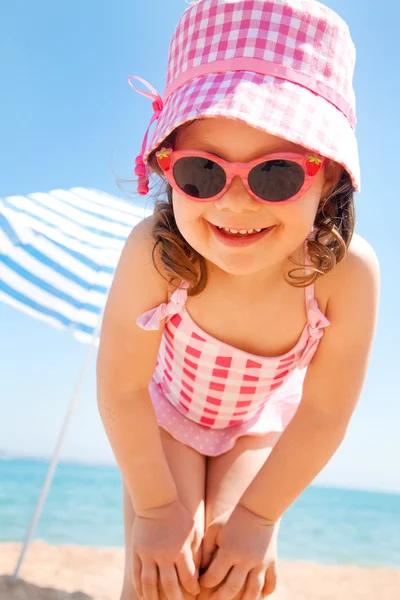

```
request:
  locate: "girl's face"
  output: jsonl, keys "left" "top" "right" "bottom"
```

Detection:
{"left": 172, "top": 118, "right": 338, "bottom": 277}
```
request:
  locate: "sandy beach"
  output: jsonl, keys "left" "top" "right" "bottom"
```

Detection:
{"left": 1, "top": 541, "right": 400, "bottom": 600}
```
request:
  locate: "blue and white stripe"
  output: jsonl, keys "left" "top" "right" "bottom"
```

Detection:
{"left": 0, "top": 187, "right": 152, "bottom": 343}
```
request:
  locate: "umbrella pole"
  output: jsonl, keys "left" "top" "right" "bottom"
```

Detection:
{"left": 12, "top": 319, "right": 102, "bottom": 581}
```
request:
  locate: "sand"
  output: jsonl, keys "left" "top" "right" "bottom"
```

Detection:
{"left": 1, "top": 541, "right": 400, "bottom": 600}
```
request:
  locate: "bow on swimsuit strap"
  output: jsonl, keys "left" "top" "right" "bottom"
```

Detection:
{"left": 128, "top": 76, "right": 164, "bottom": 195}
{"left": 136, "top": 285, "right": 188, "bottom": 331}
{"left": 298, "top": 299, "right": 330, "bottom": 369}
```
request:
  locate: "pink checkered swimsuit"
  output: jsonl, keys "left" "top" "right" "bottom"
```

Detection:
{"left": 137, "top": 280, "right": 330, "bottom": 456}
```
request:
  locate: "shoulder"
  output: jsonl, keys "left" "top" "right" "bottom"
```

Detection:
{"left": 340, "top": 233, "right": 380, "bottom": 277}
{"left": 118, "top": 214, "right": 169, "bottom": 289}
{"left": 123, "top": 213, "right": 160, "bottom": 265}
{"left": 326, "top": 233, "right": 380, "bottom": 314}
{"left": 300, "top": 235, "right": 380, "bottom": 419}
{"left": 102, "top": 214, "right": 169, "bottom": 329}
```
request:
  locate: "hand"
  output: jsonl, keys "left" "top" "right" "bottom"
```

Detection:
{"left": 132, "top": 499, "right": 201, "bottom": 600}
{"left": 200, "top": 504, "right": 278, "bottom": 600}
{"left": 201, "top": 508, "right": 233, "bottom": 570}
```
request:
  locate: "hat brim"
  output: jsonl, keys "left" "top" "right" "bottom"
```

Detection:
{"left": 144, "top": 71, "right": 360, "bottom": 191}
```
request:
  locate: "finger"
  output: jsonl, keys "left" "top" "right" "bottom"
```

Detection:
{"left": 242, "top": 568, "right": 265, "bottom": 600}
{"left": 201, "top": 525, "right": 219, "bottom": 569}
{"left": 200, "top": 551, "right": 232, "bottom": 589}
{"left": 210, "top": 566, "right": 248, "bottom": 600}
{"left": 132, "top": 554, "right": 143, "bottom": 598}
{"left": 141, "top": 561, "right": 159, "bottom": 600}
{"left": 262, "top": 563, "right": 278, "bottom": 597}
{"left": 158, "top": 563, "right": 184, "bottom": 600}
{"left": 191, "top": 529, "right": 203, "bottom": 571}
{"left": 176, "top": 549, "right": 200, "bottom": 596}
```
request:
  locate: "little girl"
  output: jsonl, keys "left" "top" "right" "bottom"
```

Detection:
{"left": 97, "top": 1, "right": 379, "bottom": 599}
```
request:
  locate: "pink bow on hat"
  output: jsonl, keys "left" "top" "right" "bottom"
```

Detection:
{"left": 128, "top": 75, "right": 164, "bottom": 195}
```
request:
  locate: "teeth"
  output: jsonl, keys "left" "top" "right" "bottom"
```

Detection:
{"left": 220, "top": 227, "right": 262, "bottom": 235}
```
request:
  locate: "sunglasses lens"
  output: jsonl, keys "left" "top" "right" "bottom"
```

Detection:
{"left": 173, "top": 157, "right": 226, "bottom": 199}
{"left": 249, "top": 159, "right": 305, "bottom": 202}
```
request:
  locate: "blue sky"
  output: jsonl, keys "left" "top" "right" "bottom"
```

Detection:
{"left": 1, "top": 0, "right": 399, "bottom": 493}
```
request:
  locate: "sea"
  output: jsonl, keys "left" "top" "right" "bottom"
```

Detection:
{"left": 1, "top": 459, "right": 400, "bottom": 568}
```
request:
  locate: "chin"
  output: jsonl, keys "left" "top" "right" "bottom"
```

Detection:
{"left": 208, "top": 254, "right": 273, "bottom": 276}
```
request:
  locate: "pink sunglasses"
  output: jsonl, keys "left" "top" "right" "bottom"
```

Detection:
{"left": 155, "top": 148, "right": 326, "bottom": 204}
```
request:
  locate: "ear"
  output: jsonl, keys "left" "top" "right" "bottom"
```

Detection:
{"left": 321, "top": 159, "right": 343, "bottom": 198}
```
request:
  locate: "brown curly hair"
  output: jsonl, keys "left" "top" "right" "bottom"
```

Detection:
{"left": 143, "top": 129, "right": 355, "bottom": 295}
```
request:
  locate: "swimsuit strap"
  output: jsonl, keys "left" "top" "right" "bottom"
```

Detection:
{"left": 305, "top": 281, "right": 316, "bottom": 315}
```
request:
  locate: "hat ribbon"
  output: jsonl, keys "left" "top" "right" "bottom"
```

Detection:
{"left": 128, "top": 75, "right": 164, "bottom": 195}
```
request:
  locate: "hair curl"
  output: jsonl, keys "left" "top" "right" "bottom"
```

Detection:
{"left": 144, "top": 130, "right": 355, "bottom": 295}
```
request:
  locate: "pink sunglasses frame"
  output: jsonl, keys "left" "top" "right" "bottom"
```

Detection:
{"left": 155, "top": 148, "right": 327, "bottom": 205}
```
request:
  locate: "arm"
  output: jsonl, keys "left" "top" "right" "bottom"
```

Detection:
{"left": 200, "top": 237, "right": 380, "bottom": 598}
{"left": 96, "top": 216, "right": 177, "bottom": 514}
{"left": 98, "top": 218, "right": 201, "bottom": 599}
{"left": 239, "top": 235, "right": 380, "bottom": 521}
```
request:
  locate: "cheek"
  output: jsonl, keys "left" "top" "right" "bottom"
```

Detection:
{"left": 269, "top": 193, "right": 320, "bottom": 250}
{"left": 283, "top": 184, "right": 321, "bottom": 227}
{"left": 172, "top": 192, "right": 207, "bottom": 242}
{"left": 284, "top": 202, "right": 317, "bottom": 229}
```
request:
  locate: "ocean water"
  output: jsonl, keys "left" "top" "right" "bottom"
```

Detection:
{"left": 1, "top": 459, "right": 400, "bottom": 568}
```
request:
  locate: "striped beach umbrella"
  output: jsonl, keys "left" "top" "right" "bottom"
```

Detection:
{"left": 0, "top": 186, "right": 151, "bottom": 579}
{"left": 0, "top": 186, "right": 151, "bottom": 342}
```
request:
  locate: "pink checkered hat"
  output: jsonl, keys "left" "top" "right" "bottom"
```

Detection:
{"left": 129, "top": 0, "right": 360, "bottom": 194}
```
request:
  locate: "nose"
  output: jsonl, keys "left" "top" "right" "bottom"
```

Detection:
{"left": 214, "top": 175, "right": 260, "bottom": 213}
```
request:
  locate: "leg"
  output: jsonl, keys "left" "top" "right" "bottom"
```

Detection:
{"left": 121, "top": 428, "right": 206, "bottom": 600}
{"left": 199, "top": 432, "right": 281, "bottom": 600}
